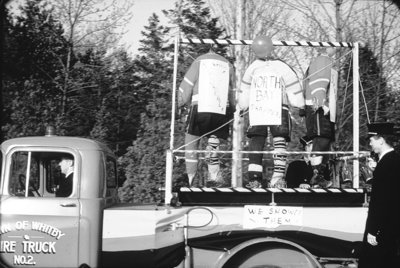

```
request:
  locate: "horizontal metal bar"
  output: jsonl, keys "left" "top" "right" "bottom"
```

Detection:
{"left": 180, "top": 38, "right": 354, "bottom": 48}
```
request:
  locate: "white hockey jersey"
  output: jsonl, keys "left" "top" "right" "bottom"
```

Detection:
{"left": 239, "top": 59, "right": 304, "bottom": 126}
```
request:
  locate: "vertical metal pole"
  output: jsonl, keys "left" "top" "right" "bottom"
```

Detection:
{"left": 232, "top": 0, "right": 245, "bottom": 187}
{"left": 232, "top": 110, "right": 241, "bottom": 187}
{"left": 353, "top": 42, "right": 360, "bottom": 188}
{"left": 165, "top": 149, "right": 173, "bottom": 206}
{"left": 170, "top": 33, "right": 180, "bottom": 150}
{"left": 25, "top": 152, "right": 32, "bottom": 197}
{"left": 165, "top": 33, "right": 180, "bottom": 205}
{"left": 183, "top": 213, "right": 191, "bottom": 268}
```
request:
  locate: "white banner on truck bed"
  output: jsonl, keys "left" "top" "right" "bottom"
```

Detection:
{"left": 243, "top": 205, "right": 303, "bottom": 229}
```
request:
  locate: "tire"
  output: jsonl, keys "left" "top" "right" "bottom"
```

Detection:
{"left": 221, "top": 241, "right": 321, "bottom": 268}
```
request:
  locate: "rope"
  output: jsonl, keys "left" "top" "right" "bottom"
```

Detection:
{"left": 184, "top": 206, "right": 214, "bottom": 228}
{"left": 359, "top": 80, "right": 371, "bottom": 124}
{"left": 181, "top": 38, "right": 354, "bottom": 48}
{"left": 338, "top": 52, "right": 353, "bottom": 125}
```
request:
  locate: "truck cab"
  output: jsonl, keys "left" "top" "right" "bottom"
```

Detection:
{"left": 0, "top": 133, "right": 119, "bottom": 267}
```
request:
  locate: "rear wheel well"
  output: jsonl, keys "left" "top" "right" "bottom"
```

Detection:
{"left": 219, "top": 239, "right": 322, "bottom": 268}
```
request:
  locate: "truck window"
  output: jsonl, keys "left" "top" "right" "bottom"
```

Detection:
{"left": 8, "top": 151, "right": 74, "bottom": 198}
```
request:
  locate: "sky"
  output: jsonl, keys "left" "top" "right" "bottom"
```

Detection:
{"left": 7, "top": 0, "right": 176, "bottom": 56}
{"left": 120, "top": 0, "right": 176, "bottom": 55}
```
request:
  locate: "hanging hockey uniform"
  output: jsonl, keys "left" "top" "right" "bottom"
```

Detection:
{"left": 178, "top": 51, "right": 235, "bottom": 186}
{"left": 239, "top": 58, "right": 304, "bottom": 187}
{"left": 303, "top": 54, "right": 338, "bottom": 187}
{"left": 303, "top": 55, "right": 337, "bottom": 139}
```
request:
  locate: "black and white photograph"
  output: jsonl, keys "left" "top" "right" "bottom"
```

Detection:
{"left": 0, "top": 0, "right": 399, "bottom": 267}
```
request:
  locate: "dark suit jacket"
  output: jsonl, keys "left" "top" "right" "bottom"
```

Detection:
{"left": 365, "top": 150, "right": 400, "bottom": 238}
{"left": 56, "top": 173, "right": 73, "bottom": 197}
{"left": 360, "top": 150, "right": 400, "bottom": 267}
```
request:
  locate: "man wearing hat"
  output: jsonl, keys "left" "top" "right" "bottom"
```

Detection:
{"left": 358, "top": 122, "right": 400, "bottom": 267}
{"left": 56, "top": 155, "right": 74, "bottom": 197}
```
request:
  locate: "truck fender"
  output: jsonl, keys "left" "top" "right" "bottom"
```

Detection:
{"left": 215, "top": 237, "right": 323, "bottom": 268}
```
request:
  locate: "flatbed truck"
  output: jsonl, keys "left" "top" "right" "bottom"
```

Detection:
{"left": 0, "top": 37, "right": 368, "bottom": 268}
{"left": 0, "top": 132, "right": 368, "bottom": 268}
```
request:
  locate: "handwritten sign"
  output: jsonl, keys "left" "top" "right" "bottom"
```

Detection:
{"left": 249, "top": 73, "right": 282, "bottom": 126}
{"left": 243, "top": 205, "right": 303, "bottom": 229}
{"left": 198, "top": 59, "right": 229, "bottom": 115}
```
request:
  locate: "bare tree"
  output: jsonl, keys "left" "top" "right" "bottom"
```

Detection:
{"left": 209, "top": 0, "right": 399, "bottom": 131}
{"left": 46, "top": 0, "right": 134, "bottom": 115}
{"left": 348, "top": 0, "right": 400, "bottom": 122}
{"left": 49, "top": 0, "right": 133, "bottom": 52}
{"left": 208, "top": 0, "right": 293, "bottom": 70}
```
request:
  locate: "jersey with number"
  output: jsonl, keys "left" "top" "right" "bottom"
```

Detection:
{"left": 239, "top": 59, "right": 304, "bottom": 126}
{"left": 178, "top": 52, "right": 235, "bottom": 115}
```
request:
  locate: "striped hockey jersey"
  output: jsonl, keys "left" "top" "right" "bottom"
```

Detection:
{"left": 303, "top": 55, "right": 334, "bottom": 109}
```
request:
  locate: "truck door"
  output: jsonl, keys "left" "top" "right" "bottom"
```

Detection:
{"left": 0, "top": 150, "right": 80, "bottom": 268}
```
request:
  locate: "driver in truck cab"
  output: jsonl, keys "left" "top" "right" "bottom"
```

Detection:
{"left": 56, "top": 155, "right": 74, "bottom": 197}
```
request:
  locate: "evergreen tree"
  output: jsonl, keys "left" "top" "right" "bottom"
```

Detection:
{"left": 90, "top": 98, "right": 111, "bottom": 144}
{"left": 164, "top": 0, "right": 231, "bottom": 74}
{"left": 119, "top": 14, "right": 173, "bottom": 203}
{"left": 4, "top": 0, "right": 139, "bottom": 155}
{"left": 63, "top": 48, "right": 107, "bottom": 137}
{"left": 1, "top": 4, "right": 12, "bottom": 142}
{"left": 88, "top": 49, "right": 138, "bottom": 155}
{"left": 120, "top": 0, "right": 230, "bottom": 203}
{"left": 3, "top": 0, "right": 69, "bottom": 138}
